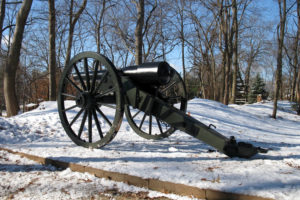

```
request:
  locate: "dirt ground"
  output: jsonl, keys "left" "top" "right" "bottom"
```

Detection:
{"left": 94, "top": 190, "right": 172, "bottom": 200}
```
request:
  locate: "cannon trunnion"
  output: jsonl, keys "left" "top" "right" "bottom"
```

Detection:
{"left": 58, "top": 52, "right": 267, "bottom": 158}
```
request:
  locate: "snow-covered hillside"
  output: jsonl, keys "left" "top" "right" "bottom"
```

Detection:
{"left": 1, "top": 98, "right": 300, "bottom": 200}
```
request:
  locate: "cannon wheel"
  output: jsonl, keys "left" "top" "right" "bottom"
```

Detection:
{"left": 58, "top": 52, "right": 124, "bottom": 148}
{"left": 125, "top": 67, "right": 187, "bottom": 140}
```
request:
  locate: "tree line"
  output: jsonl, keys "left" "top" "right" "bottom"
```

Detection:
{"left": 0, "top": 0, "right": 299, "bottom": 118}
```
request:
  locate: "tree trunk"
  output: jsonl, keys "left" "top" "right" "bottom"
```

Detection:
{"left": 159, "top": 7, "right": 166, "bottom": 60}
{"left": 179, "top": 0, "right": 186, "bottom": 86}
{"left": 0, "top": 0, "right": 5, "bottom": 116}
{"left": 220, "top": 47, "right": 226, "bottom": 102}
{"left": 296, "top": 0, "right": 300, "bottom": 115}
{"left": 223, "top": 4, "right": 231, "bottom": 105}
{"left": 218, "top": 0, "right": 225, "bottom": 102}
{"left": 223, "top": 47, "right": 231, "bottom": 105}
{"left": 197, "top": 65, "right": 206, "bottom": 99}
{"left": 3, "top": 0, "right": 32, "bottom": 117}
{"left": 134, "top": 0, "right": 144, "bottom": 65}
{"left": 210, "top": 52, "right": 217, "bottom": 100}
{"left": 0, "top": 0, "right": 5, "bottom": 53}
{"left": 95, "top": 0, "right": 106, "bottom": 54}
{"left": 244, "top": 59, "right": 252, "bottom": 101}
{"left": 64, "top": 0, "right": 87, "bottom": 67}
{"left": 64, "top": 0, "right": 74, "bottom": 67}
{"left": 272, "top": 0, "right": 286, "bottom": 119}
{"left": 291, "top": 65, "right": 297, "bottom": 101}
{"left": 219, "top": 0, "right": 233, "bottom": 105}
{"left": 231, "top": 0, "right": 238, "bottom": 104}
{"left": 181, "top": 32, "right": 186, "bottom": 85}
{"left": 48, "top": 0, "right": 56, "bottom": 101}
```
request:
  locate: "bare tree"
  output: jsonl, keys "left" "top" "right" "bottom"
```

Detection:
{"left": 85, "top": 0, "right": 108, "bottom": 54}
{"left": 230, "top": 0, "right": 251, "bottom": 103}
{"left": 110, "top": 0, "right": 158, "bottom": 65}
{"left": 218, "top": 0, "right": 234, "bottom": 105}
{"left": 272, "top": 0, "right": 287, "bottom": 119}
{"left": 187, "top": 4, "right": 218, "bottom": 100}
{"left": 230, "top": 0, "right": 238, "bottom": 103}
{"left": 0, "top": 0, "right": 5, "bottom": 116}
{"left": 284, "top": 35, "right": 298, "bottom": 102}
{"left": 296, "top": 0, "right": 300, "bottom": 115}
{"left": 48, "top": 0, "right": 56, "bottom": 101}
{"left": 134, "top": 0, "right": 144, "bottom": 65}
{"left": 3, "top": 0, "right": 32, "bottom": 117}
{"left": 0, "top": 0, "right": 5, "bottom": 54}
{"left": 148, "top": 1, "right": 177, "bottom": 62}
{"left": 175, "top": 0, "right": 186, "bottom": 84}
{"left": 242, "top": 35, "right": 263, "bottom": 101}
{"left": 64, "top": 0, "right": 87, "bottom": 67}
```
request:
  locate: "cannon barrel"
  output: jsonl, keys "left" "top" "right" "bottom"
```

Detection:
{"left": 122, "top": 61, "right": 172, "bottom": 86}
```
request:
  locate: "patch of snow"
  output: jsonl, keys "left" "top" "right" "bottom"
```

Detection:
{"left": 0, "top": 99, "right": 300, "bottom": 200}
{"left": 0, "top": 150, "right": 194, "bottom": 200}
{"left": 26, "top": 103, "right": 38, "bottom": 108}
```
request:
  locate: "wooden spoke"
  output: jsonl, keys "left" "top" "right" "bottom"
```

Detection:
{"left": 98, "top": 103, "right": 116, "bottom": 109}
{"left": 95, "top": 87, "right": 115, "bottom": 98}
{"left": 73, "top": 63, "right": 87, "bottom": 91}
{"left": 62, "top": 104, "right": 78, "bottom": 112}
{"left": 69, "top": 108, "right": 84, "bottom": 127}
{"left": 66, "top": 76, "right": 83, "bottom": 93}
{"left": 149, "top": 115, "right": 152, "bottom": 135}
{"left": 84, "top": 57, "right": 91, "bottom": 90}
{"left": 95, "top": 106, "right": 112, "bottom": 126}
{"left": 156, "top": 117, "right": 163, "bottom": 135}
{"left": 88, "top": 110, "right": 92, "bottom": 143}
{"left": 91, "top": 61, "right": 99, "bottom": 92}
{"left": 132, "top": 110, "right": 141, "bottom": 119}
{"left": 94, "top": 71, "right": 108, "bottom": 93}
{"left": 139, "top": 113, "right": 147, "bottom": 129}
{"left": 78, "top": 110, "right": 88, "bottom": 138}
{"left": 92, "top": 109, "right": 103, "bottom": 138}
{"left": 61, "top": 93, "right": 76, "bottom": 99}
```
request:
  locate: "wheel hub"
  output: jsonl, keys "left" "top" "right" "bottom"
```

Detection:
{"left": 76, "top": 92, "right": 96, "bottom": 110}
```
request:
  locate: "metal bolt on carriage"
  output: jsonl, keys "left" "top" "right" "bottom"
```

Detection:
{"left": 57, "top": 52, "right": 267, "bottom": 158}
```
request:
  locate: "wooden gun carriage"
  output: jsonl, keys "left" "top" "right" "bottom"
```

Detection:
{"left": 58, "top": 52, "right": 267, "bottom": 158}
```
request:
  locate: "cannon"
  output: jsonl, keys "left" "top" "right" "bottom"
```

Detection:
{"left": 57, "top": 52, "right": 267, "bottom": 158}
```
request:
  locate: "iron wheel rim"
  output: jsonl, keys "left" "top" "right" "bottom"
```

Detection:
{"left": 125, "top": 67, "right": 187, "bottom": 140}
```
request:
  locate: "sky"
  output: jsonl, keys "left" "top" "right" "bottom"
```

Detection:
{"left": 167, "top": 0, "right": 280, "bottom": 75}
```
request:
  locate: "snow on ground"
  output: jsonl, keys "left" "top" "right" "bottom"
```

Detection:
{"left": 1, "top": 98, "right": 300, "bottom": 200}
{"left": 0, "top": 150, "right": 189, "bottom": 200}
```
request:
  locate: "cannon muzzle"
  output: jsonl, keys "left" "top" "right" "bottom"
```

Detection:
{"left": 122, "top": 61, "right": 172, "bottom": 86}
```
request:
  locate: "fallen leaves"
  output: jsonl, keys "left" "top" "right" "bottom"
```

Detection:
{"left": 206, "top": 166, "right": 220, "bottom": 172}
{"left": 285, "top": 161, "right": 300, "bottom": 170}
{"left": 201, "top": 175, "right": 221, "bottom": 183}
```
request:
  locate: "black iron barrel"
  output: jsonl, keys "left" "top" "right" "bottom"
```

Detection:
{"left": 122, "top": 62, "right": 172, "bottom": 86}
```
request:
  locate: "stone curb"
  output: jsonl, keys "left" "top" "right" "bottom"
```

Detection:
{"left": 0, "top": 147, "right": 273, "bottom": 200}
